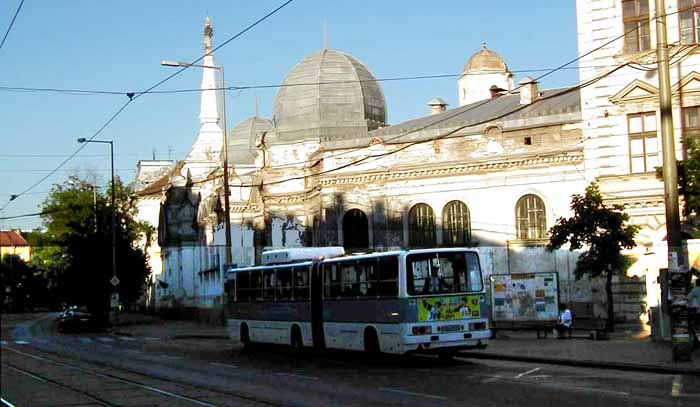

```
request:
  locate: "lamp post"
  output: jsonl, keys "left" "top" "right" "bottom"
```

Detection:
{"left": 77, "top": 137, "right": 118, "bottom": 324}
{"left": 161, "top": 60, "right": 232, "bottom": 265}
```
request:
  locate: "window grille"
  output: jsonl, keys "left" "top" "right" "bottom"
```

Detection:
{"left": 408, "top": 203, "right": 436, "bottom": 247}
{"left": 515, "top": 195, "right": 546, "bottom": 240}
{"left": 442, "top": 200, "right": 471, "bottom": 246}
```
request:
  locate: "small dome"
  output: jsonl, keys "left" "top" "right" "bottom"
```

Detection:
{"left": 427, "top": 98, "right": 448, "bottom": 106}
{"left": 464, "top": 43, "right": 508, "bottom": 74}
{"left": 273, "top": 49, "right": 387, "bottom": 143}
{"left": 224, "top": 116, "right": 273, "bottom": 165}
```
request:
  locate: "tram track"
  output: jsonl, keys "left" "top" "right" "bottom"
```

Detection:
{"left": 1, "top": 344, "right": 288, "bottom": 407}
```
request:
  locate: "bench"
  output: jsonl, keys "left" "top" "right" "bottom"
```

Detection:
{"left": 490, "top": 321, "right": 556, "bottom": 339}
{"left": 564, "top": 303, "right": 608, "bottom": 340}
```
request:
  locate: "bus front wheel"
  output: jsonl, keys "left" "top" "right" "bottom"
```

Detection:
{"left": 240, "top": 323, "right": 251, "bottom": 347}
{"left": 364, "top": 328, "right": 380, "bottom": 354}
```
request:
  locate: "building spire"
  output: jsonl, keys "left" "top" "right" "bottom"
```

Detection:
{"left": 204, "top": 16, "right": 213, "bottom": 53}
{"left": 323, "top": 17, "right": 328, "bottom": 49}
{"left": 481, "top": 40, "right": 487, "bottom": 50}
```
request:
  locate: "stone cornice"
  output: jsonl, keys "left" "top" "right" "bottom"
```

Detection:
{"left": 319, "top": 151, "right": 583, "bottom": 186}
{"left": 604, "top": 194, "right": 665, "bottom": 210}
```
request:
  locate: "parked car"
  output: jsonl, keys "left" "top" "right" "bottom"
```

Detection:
{"left": 56, "top": 306, "right": 102, "bottom": 333}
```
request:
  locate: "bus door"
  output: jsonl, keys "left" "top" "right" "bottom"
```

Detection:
{"left": 310, "top": 261, "right": 326, "bottom": 349}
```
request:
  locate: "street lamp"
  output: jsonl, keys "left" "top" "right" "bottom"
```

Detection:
{"left": 77, "top": 137, "right": 118, "bottom": 324}
{"left": 160, "top": 60, "right": 232, "bottom": 265}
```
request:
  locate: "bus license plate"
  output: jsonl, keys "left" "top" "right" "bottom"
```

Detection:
{"left": 440, "top": 325, "right": 462, "bottom": 333}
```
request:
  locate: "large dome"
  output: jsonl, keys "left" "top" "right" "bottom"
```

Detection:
{"left": 224, "top": 116, "right": 273, "bottom": 165}
{"left": 273, "top": 49, "right": 387, "bottom": 144}
{"left": 464, "top": 44, "right": 508, "bottom": 74}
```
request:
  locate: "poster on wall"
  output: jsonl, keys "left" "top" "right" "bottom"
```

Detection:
{"left": 490, "top": 272, "right": 559, "bottom": 322}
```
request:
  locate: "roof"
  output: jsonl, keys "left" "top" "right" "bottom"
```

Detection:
{"left": 464, "top": 45, "right": 508, "bottom": 73}
{"left": 370, "top": 87, "right": 581, "bottom": 142}
{"left": 0, "top": 230, "right": 29, "bottom": 247}
{"left": 135, "top": 160, "right": 185, "bottom": 197}
{"left": 428, "top": 98, "right": 448, "bottom": 106}
{"left": 225, "top": 116, "right": 273, "bottom": 165}
{"left": 272, "top": 48, "right": 387, "bottom": 144}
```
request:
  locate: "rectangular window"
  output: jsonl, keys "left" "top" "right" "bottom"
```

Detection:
{"left": 680, "top": 0, "right": 700, "bottom": 44}
{"left": 683, "top": 106, "right": 700, "bottom": 143}
{"left": 339, "top": 261, "right": 358, "bottom": 298}
{"left": 628, "top": 112, "right": 659, "bottom": 173}
{"left": 293, "top": 266, "right": 309, "bottom": 300}
{"left": 377, "top": 256, "right": 399, "bottom": 297}
{"left": 236, "top": 271, "right": 251, "bottom": 302}
{"left": 250, "top": 270, "right": 263, "bottom": 301}
{"left": 622, "top": 0, "right": 650, "bottom": 53}
{"left": 406, "top": 252, "right": 483, "bottom": 296}
{"left": 357, "top": 259, "right": 377, "bottom": 297}
{"left": 276, "top": 267, "right": 293, "bottom": 300}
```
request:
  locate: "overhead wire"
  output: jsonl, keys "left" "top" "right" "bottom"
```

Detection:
{"left": 0, "top": 0, "right": 295, "bottom": 213}
{"left": 0, "top": 0, "right": 25, "bottom": 50}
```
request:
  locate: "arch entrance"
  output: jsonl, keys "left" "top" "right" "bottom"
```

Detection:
{"left": 343, "top": 209, "right": 369, "bottom": 252}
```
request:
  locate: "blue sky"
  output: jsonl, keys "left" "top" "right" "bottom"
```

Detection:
{"left": 0, "top": 1, "right": 578, "bottom": 230}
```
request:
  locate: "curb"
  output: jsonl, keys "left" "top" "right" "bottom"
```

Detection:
{"left": 457, "top": 351, "right": 700, "bottom": 376}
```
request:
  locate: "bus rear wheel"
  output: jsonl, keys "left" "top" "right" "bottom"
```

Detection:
{"left": 240, "top": 323, "right": 251, "bottom": 347}
{"left": 364, "top": 328, "right": 380, "bottom": 355}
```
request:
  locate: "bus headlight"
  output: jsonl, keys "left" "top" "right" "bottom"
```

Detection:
{"left": 411, "top": 326, "right": 432, "bottom": 335}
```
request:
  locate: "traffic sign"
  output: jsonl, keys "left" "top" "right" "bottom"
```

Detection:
{"left": 110, "top": 276, "right": 120, "bottom": 286}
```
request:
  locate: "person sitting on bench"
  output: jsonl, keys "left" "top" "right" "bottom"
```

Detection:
{"left": 554, "top": 303, "right": 573, "bottom": 339}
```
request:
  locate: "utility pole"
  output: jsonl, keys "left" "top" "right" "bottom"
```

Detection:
{"left": 655, "top": 0, "right": 691, "bottom": 361}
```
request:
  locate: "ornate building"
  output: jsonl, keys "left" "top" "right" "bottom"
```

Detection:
{"left": 135, "top": 17, "right": 599, "bottom": 320}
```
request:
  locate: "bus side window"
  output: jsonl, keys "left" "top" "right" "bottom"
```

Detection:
{"left": 277, "top": 267, "right": 292, "bottom": 300}
{"left": 238, "top": 271, "right": 250, "bottom": 302}
{"left": 409, "top": 259, "right": 430, "bottom": 294}
{"left": 378, "top": 256, "right": 398, "bottom": 297}
{"left": 293, "top": 266, "right": 309, "bottom": 300}
{"left": 466, "top": 253, "right": 483, "bottom": 292}
{"left": 225, "top": 279, "right": 236, "bottom": 303}
{"left": 251, "top": 270, "right": 263, "bottom": 301}
{"left": 323, "top": 263, "right": 336, "bottom": 298}
{"left": 263, "top": 269, "right": 276, "bottom": 301}
{"left": 339, "top": 261, "right": 358, "bottom": 298}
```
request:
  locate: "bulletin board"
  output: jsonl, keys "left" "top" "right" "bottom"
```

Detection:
{"left": 490, "top": 272, "right": 559, "bottom": 322}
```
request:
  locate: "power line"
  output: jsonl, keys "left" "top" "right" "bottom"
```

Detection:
{"left": 0, "top": 0, "right": 295, "bottom": 212}
{"left": 0, "top": 0, "right": 24, "bottom": 50}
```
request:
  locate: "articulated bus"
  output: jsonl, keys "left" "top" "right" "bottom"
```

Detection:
{"left": 224, "top": 247, "right": 490, "bottom": 356}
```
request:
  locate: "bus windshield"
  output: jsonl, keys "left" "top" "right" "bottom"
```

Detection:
{"left": 406, "top": 251, "right": 483, "bottom": 295}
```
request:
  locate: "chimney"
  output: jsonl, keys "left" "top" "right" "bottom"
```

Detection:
{"left": 519, "top": 76, "right": 539, "bottom": 105}
{"left": 427, "top": 98, "right": 449, "bottom": 115}
{"left": 490, "top": 85, "right": 506, "bottom": 99}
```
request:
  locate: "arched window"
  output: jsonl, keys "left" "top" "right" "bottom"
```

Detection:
{"left": 515, "top": 194, "right": 547, "bottom": 240}
{"left": 343, "top": 209, "right": 369, "bottom": 252}
{"left": 409, "top": 203, "right": 436, "bottom": 247}
{"left": 443, "top": 201, "right": 471, "bottom": 246}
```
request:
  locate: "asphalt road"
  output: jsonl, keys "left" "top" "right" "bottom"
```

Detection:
{"left": 2, "top": 313, "right": 699, "bottom": 406}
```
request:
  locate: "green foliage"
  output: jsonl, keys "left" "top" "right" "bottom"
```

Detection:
{"left": 0, "top": 254, "right": 45, "bottom": 312}
{"left": 30, "top": 175, "right": 152, "bottom": 318}
{"left": 547, "top": 182, "right": 639, "bottom": 279}
{"left": 657, "top": 137, "right": 700, "bottom": 218}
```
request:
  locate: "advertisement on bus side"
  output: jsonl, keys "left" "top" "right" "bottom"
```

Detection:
{"left": 417, "top": 295, "right": 481, "bottom": 321}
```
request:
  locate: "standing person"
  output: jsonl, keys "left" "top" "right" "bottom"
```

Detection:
{"left": 554, "top": 303, "right": 573, "bottom": 339}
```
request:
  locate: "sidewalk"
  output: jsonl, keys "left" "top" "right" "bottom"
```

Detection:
{"left": 113, "top": 313, "right": 700, "bottom": 374}
{"left": 462, "top": 329, "right": 700, "bottom": 375}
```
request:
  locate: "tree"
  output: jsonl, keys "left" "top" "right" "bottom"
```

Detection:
{"left": 32, "top": 175, "right": 152, "bottom": 322}
{"left": 0, "top": 254, "right": 43, "bottom": 312}
{"left": 657, "top": 137, "right": 700, "bottom": 235}
{"left": 547, "top": 182, "right": 639, "bottom": 332}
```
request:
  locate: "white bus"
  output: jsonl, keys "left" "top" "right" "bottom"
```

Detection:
{"left": 224, "top": 247, "right": 489, "bottom": 357}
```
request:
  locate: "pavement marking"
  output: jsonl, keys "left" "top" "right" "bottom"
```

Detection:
{"left": 118, "top": 336, "right": 136, "bottom": 341}
{"left": 78, "top": 337, "right": 93, "bottom": 344}
{"left": 98, "top": 337, "right": 115, "bottom": 342}
{"left": 482, "top": 375, "right": 502, "bottom": 383}
{"left": 14, "top": 341, "right": 29, "bottom": 345}
{"left": 143, "top": 337, "right": 160, "bottom": 341}
{"left": 671, "top": 375, "right": 683, "bottom": 397}
{"left": 276, "top": 372, "right": 319, "bottom": 381}
{"left": 210, "top": 362, "right": 239, "bottom": 369}
{"left": 1, "top": 397, "right": 18, "bottom": 407}
{"left": 515, "top": 367, "right": 541, "bottom": 379}
{"left": 379, "top": 388, "right": 446, "bottom": 401}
